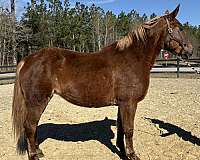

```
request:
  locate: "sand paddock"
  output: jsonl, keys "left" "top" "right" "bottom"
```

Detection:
{"left": 0, "top": 78, "right": 200, "bottom": 160}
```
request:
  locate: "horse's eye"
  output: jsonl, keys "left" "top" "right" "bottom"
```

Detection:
{"left": 179, "top": 28, "right": 183, "bottom": 31}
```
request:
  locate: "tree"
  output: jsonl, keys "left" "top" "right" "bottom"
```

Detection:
{"left": 127, "top": 9, "right": 141, "bottom": 31}
{"left": 116, "top": 11, "right": 129, "bottom": 39}
{"left": 1, "top": 0, "right": 200, "bottom": 67}
{"left": 104, "top": 11, "right": 116, "bottom": 46}
{"left": 150, "top": 13, "right": 157, "bottom": 19}
{"left": 89, "top": 4, "right": 104, "bottom": 51}
{"left": 11, "top": 0, "right": 16, "bottom": 63}
{"left": 183, "top": 22, "right": 200, "bottom": 57}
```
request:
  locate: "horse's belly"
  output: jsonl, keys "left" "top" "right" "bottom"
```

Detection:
{"left": 59, "top": 89, "right": 114, "bottom": 107}
{"left": 57, "top": 79, "right": 115, "bottom": 107}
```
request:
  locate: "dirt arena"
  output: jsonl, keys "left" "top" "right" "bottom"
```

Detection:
{"left": 0, "top": 78, "right": 200, "bottom": 160}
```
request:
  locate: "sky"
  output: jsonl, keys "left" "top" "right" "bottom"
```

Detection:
{"left": 0, "top": 0, "right": 199, "bottom": 26}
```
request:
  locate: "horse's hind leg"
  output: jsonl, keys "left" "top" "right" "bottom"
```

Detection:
{"left": 24, "top": 117, "right": 39, "bottom": 160}
{"left": 24, "top": 99, "right": 50, "bottom": 160}
{"left": 35, "top": 127, "right": 44, "bottom": 158}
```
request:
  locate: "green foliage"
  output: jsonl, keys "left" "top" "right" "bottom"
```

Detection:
{"left": 20, "top": 0, "right": 152, "bottom": 52}
{"left": 17, "top": 0, "right": 200, "bottom": 56}
{"left": 183, "top": 23, "right": 200, "bottom": 57}
{"left": 150, "top": 13, "right": 157, "bottom": 19}
{"left": 1, "top": 0, "right": 199, "bottom": 65}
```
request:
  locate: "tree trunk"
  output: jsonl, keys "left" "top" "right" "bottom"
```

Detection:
{"left": 82, "top": 41, "right": 85, "bottom": 52}
{"left": 0, "top": 39, "right": 2, "bottom": 66}
{"left": 92, "top": 32, "right": 95, "bottom": 52}
{"left": 104, "top": 16, "right": 108, "bottom": 46}
{"left": 2, "top": 39, "right": 6, "bottom": 66}
{"left": 72, "top": 34, "right": 75, "bottom": 51}
{"left": 11, "top": 0, "right": 16, "bottom": 64}
{"left": 112, "top": 27, "right": 115, "bottom": 42}
{"left": 31, "top": 0, "right": 35, "bottom": 10}
{"left": 97, "top": 17, "right": 101, "bottom": 51}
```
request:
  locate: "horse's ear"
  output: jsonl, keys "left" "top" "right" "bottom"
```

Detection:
{"left": 169, "top": 4, "right": 180, "bottom": 19}
{"left": 164, "top": 10, "right": 169, "bottom": 15}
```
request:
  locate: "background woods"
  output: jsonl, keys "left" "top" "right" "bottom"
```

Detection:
{"left": 0, "top": 0, "right": 200, "bottom": 65}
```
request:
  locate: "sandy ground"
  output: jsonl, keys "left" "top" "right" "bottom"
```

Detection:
{"left": 1, "top": 78, "right": 200, "bottom": 160}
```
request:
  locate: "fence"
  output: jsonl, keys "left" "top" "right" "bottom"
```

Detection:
{"left": 153, "top": 58, "right": 200, "bottom": 78}
{"left": 0, "top": 58, "right": 200, "bottom": 82}
{"left": 0, "top": 65, "right": 16, "bottom": 81}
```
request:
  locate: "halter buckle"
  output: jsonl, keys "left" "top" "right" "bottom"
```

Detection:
{"left": 168, "top": 28, "right": 173, "bottom": 34}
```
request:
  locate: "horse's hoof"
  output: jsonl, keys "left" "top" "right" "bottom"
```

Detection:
{"left": 36, "top": 149, "right": 44, "bottom": 158}
{"left": 127, "top": 153, "right": 140, "bottom": 160}
{"left": 28, "top": 155, "right": 40, "bottom": 160}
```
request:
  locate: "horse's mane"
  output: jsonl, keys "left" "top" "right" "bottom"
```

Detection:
{"left": 116, "top": 16, "right": 161, "bottom": 50}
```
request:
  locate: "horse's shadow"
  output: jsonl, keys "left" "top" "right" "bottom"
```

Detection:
{"left": 145, "top": 117, "right": 200, "bottom": 146}
{"left": 38, "top": 117, "right": 124, "bottom": 159}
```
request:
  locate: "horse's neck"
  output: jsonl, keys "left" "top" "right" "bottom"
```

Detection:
{"left": 142, "top": 30, "right": 167, "bottom": 68}
{"left": 101, "top": 30, "right": 166, "bottom": 69}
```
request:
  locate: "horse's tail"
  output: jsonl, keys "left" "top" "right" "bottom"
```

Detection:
{"left": 12, "top": 60, "right": 27, "bottom": 154}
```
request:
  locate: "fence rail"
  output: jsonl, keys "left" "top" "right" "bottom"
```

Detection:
{"left": 0, "top": 58, "right": 200, "bottom": 81}
{"left": 0, "top": 65, "right": 16, "bottom": 81}
{"left": 0, "top": 65, "right": 16, "bottom": 69}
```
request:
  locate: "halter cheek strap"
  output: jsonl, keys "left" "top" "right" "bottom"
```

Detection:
{"left": 166, "top": 18, "right": 173, "bottom": 34}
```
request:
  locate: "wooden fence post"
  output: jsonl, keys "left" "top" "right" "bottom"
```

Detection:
{"left": 177, "top": 57, "right": 180, "bottom": 78}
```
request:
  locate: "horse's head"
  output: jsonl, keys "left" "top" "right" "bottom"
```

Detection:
{"left": 163, "top": 5, "right": 193, "bottom": 59}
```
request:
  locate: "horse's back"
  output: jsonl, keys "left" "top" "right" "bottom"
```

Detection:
{"left": 17, "top": 48, "right": 115, "bottom": 107}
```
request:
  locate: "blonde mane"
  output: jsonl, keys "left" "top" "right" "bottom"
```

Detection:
{"left": 117, "top": 16, "right": 161, "bottom": 50}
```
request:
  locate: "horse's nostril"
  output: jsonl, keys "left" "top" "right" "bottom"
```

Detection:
{"left": 190, "top": 48, "right": 194, "bottom": 55}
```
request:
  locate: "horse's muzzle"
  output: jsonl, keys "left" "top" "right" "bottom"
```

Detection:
{"left": 181, "top": 47, "right": 193, "bottom": 59}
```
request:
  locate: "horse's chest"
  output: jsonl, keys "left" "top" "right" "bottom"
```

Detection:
{"left": 115, "top": 74, "right": 150, "bottom": 101}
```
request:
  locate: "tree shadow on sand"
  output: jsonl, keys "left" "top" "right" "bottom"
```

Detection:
{"left": 145, "top": 117, "right": 200, "bottom": 146}
{"left": 38, "top": 117, "right": 126, "bottom": 159}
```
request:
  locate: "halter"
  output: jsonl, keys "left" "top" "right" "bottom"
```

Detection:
{"left": 166, "top": 18, "right": 173, "bottom": 34}
{"left": 165, "top": 18, "right": 199, "bottom": 74}
{"left": 165, "top": 18, "right": 185, "bottom": 49}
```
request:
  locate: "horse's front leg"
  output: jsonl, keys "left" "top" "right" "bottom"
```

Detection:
{"left": 119, "top": 100, "right": 140, "bottom": 160}
{"left": 116, "top": 107, "right": 125, "bottom": 155}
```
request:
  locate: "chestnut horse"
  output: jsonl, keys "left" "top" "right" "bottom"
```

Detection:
{"left": 12, "top": 5, "right": 193, "bottom": 160}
